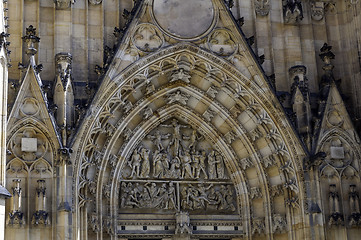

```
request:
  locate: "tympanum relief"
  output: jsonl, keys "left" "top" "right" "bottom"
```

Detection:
{"left": 119, "top": 118, "right": 236, "bottom": 214}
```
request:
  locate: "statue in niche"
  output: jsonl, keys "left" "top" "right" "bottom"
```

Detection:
{"left": 128, "top": 148, "right": 142, "bottom": 178}
{"left": 140, "top": 148, "right": 150, "bottom": 178}
{"left": 349, "top": 184, "right": 361, "bottom": 226}
{"left": 328, "top": 184, "right": 343, "bottom": 225}
{"left": 147, "top": 130, "right": 170, "bottom": 151}
{"left": 161, "top": 119, "right": 188, "bottom": 156}
{"left": 180, "top": 150, "right": 194, "bottom": 179}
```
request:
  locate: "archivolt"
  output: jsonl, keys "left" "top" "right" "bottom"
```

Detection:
{"left": 73, "top": 43, "right": 307, "bottom": 238}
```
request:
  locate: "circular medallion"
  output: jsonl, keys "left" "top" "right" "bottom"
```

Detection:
{"left": 21, "top": 98, "right": 40, "bottom": 116}
{"left": 327, "top": 110, "right": 344, "bottom": 127}
{"left": 152, "top": 0, "right": 216, "bottom": 40}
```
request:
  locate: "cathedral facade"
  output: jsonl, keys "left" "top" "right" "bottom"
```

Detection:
{"left": 1, "top": 0, "right": 361, "bottom": 239}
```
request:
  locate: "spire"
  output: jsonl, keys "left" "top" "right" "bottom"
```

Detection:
{"left": 53, "top": 52, "right": 74, "bottom": 147}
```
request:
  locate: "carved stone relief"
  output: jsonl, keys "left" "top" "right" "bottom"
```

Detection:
{"left": 9, "top": 128, "right": 48, "bottom": 162}
{"left": 132, "top": 24, "right": 164, "bottom": 52}
{"left": 119, "top": 118, "right": 236, "bottom": 214}
{"left": 323, "top": 137, "right": 353, "bottom": 169}
{"left": 283, "top": 0, "right": 303, "bottom": 24}
{"left": 208, "top": 29, "right": 237, "bottom": 56}
{"left": 254, "top": 0, "right": 270, "bottom": 16}
{"left": 20, "top": 98, "right": 40, "bottom": 116}
{"left": 310, "top": 1, "right": 324, "bottom": 21}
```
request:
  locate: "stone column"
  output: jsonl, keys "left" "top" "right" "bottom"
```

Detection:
{"left": 56, "top": 149, "right": 72, "bottom": 240}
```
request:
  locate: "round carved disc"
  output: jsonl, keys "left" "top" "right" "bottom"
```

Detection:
{"left": 153, "top": 0, "right": 215, "bottom": 39}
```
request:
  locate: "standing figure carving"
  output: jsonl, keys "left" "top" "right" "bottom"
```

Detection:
{"left": 129, "top": 148, "right": 142, "bottom": 178}
{"left": 208, "top": 150, "right": 217, "bottom": 179}
{"left": 140, "top": 148, "right": 150, "bottom": 178}
{"left": 147, "top": 130, "right": 170, "bottom": 151}
{"left": 153, "top": 150, "right": 165, "bottom": 178}
{"left": 216, "top": 152, "right": 225, "bottom": 179}
{"left": 161, "top": 119, "right": 188, "bottom": 156}
{"left": 180, "top": 150, "right": 194, "bottom": 179}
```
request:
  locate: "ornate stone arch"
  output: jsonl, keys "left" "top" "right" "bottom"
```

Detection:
{"left": 72, "top": 43, "right": 308, "bottom": 239}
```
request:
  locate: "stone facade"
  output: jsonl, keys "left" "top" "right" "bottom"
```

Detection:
{"left": 1, "top": 0, "right": 361, "bottom": 240}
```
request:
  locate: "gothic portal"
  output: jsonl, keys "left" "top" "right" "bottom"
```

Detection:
{"left": 2, "top": 0, "right": 361, "bottom": 240}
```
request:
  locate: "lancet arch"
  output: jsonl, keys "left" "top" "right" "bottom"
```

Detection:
{"left": 73, "top": 43, "right": 308, "bottom": 239}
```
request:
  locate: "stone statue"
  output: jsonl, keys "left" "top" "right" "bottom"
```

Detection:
{"left": 216, "top": 152, "right": 225, "bottom": 179}
{"left": 191, "top": 152, "right": 200, "bottom": 178}
{"left": 128, "top": 149, "right": 142, "bottom": 178}
{"left": 180, "top": 150, "right": 194, "bottom": 179}
{"left": 183, "top": 129, "right": 202, "bottom": 152}
{"left": 161, "top": 119, "right": 188, "bottom": 156}
{"left": 140, "top": 148, "right": 150, "bottom": 178}
{"left": 165, "top": 182, "right": 177, "bottom": 210}
{"left": 153, "top": 150, "right": 165, "bottom": 178}
{"left": 197, "top": 151, "right": 208, "bottom": 179}
{"left": 169, "top": 156, "right": 181, "bottom": 178}
{"left": 147, "top": 130, "right": 170, "bottom": 151}
{"left": 208, "top": 150, "right": 217, "bottom": 179}
{"left": 167, "top": 90, "right": 189, "bottom": 105}
{"left": 170, "top": 68, "right": 191, "bottom": 83}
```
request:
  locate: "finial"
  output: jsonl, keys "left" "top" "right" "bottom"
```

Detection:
{"left": 22, "top": 25, "right": 40, "bottom": 56}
